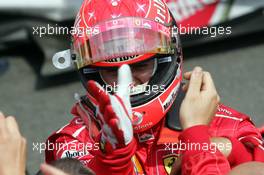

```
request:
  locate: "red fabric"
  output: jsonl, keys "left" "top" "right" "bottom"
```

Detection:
{"left": 179, "top": 125, "right": 230, "bottom": 175}
{"left": 45, "top": 104, "right": 264, "bottom": 175}
{"left": 227, "top": 137, "right": 252, "bottom": 165}
{"left": 88, "top": 139, "right": 137, "bottom": 175}
{"left": 260, "top": 126, "right": 264, "bottom": 135}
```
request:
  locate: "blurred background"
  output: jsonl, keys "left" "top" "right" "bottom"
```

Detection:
{"left": 0, "top": 0, "right": 264, "bottom": 174}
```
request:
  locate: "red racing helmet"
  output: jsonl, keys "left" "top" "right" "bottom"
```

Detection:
{"left": 54, "top": 0, "right": 183, "bottom": 133}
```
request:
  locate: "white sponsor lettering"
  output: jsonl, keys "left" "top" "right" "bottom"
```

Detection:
{"left": 161, "top": 84, "right": 180, "bottom": 112}
{"left": 154, "top": 0, "right": 167, "bottom": 24}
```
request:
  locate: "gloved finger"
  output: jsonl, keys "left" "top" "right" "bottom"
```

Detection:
{"left": 109, "top": 118, "right": 125, "bottom": 145}
{"left": 116, "top": 64, "right": 132, "bottom": 110}
{"left": 87, "top": 80, "right": 110, "bottom": 111}
{"left": 105, "top": 105, "right": 125, "bottom": 144}
{"left": 186, "top": 67, "right": 203, "bottom": 98}
{"left": 101, "top": 125, "right": 118, "bottom": 150}
{"left": 87, "top": 80, "right": 106, "bottom": 99}
{"left": 105, "top": 101, "right": 132, "bottom": 145}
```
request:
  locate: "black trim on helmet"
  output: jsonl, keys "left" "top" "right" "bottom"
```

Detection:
{"left": 77, "top": 49, "right": 182, "bottom": 108}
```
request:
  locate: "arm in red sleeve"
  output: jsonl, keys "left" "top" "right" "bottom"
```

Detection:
{"left": 226, "top": 118, "right": 264, "bottom": 165}
{"left": 46, "top": 135, "right": 97, "bottom": 166}
{"left": 179, "top": 125, "right": 231, "bottom": 175}
{"left": 226, "top": 137, "right": 252, "bottom": 166}
{"left": 47, "top": 135, "right": 137, "bottom": 175}
{"left": 88, "top": 138, "right": 137, "bottom": 175}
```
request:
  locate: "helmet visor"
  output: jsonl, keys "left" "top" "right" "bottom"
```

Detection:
{"left": 73, "top": 17, "right": 174, "bottom": 68}
{"left": 99, "top": 58, "right": 157, "bottom": 95}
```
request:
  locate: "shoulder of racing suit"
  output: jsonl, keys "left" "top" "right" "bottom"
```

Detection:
{"left": 209, "top": 104, "right": 260, "bottom": 138}
{"left": 45, "top": 101, "right": 263, "bottom": 163}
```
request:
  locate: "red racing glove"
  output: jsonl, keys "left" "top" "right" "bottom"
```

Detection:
{"left": 87, "top": 64, "right": 133, "bottom": 153}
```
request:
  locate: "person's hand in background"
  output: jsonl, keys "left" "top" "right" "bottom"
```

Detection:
{"left": 0, "top": 111, "right": 27, "bottom": 175}
{"left": 180, "top": 67, "right": 220, "bottom": 129}
{"left": 180, "top": 67, "right": 232, "bottom": 156}
{"left": 228, "top": 162, "right": 264, "bottom": 175}
{"left": 40, "top": 164, "right": 69, "bottom": 175}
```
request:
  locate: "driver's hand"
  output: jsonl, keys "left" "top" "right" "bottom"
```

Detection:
{"left": 87, "top": 64, "right": 133, "bottom": 153}
{"left": 180, "top": 67, "right": 220, "bottom": 129}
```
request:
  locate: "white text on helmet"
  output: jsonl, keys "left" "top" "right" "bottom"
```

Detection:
{"left": 153, "top": 0, "right": 167, "bottom": 24}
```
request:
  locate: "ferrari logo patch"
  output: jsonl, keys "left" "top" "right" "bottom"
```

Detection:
{"left": 163, "top": 155, "right": 177, "bottom": 175}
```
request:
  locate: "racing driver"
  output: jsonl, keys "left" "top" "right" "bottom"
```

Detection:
{"left": 46, "top": 0, "right": 264, "bottom": 174}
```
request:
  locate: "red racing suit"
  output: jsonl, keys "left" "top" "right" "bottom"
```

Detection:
{"left": 45, "top": 103, "right": 264, "bottom": 175}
